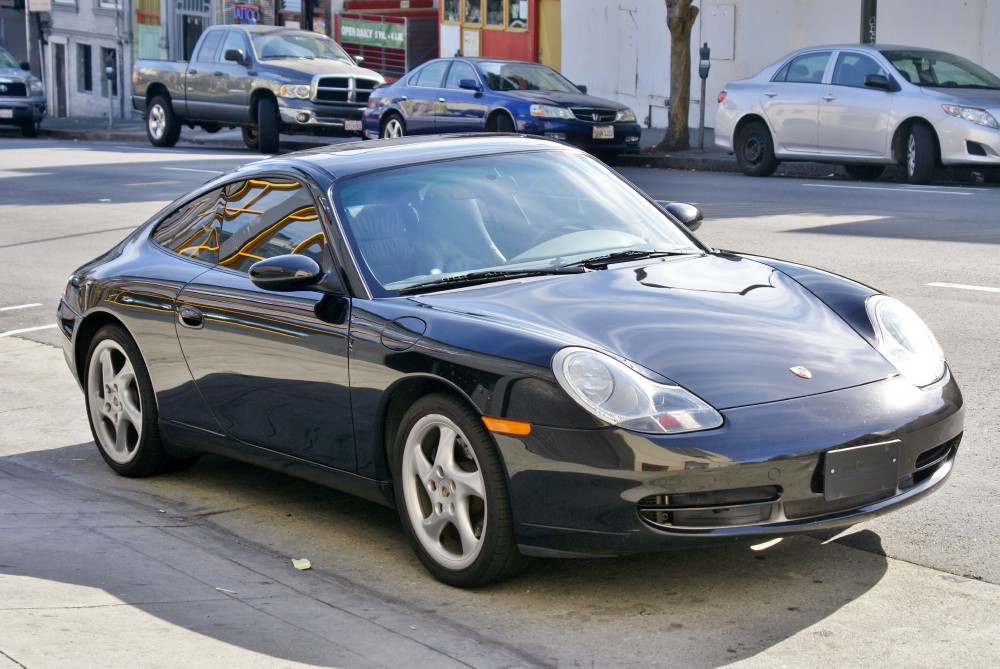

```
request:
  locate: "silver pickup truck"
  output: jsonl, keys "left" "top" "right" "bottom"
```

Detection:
{"left": 131, "top": 25, "right": 384, "bottom": 153}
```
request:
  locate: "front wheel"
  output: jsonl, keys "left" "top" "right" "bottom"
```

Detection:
{"left": 393, "top": 394, "right": 527, "bottom": 587}
{"left": 905, "top": 124, "right": 936, "bottom": 184}
{"left": 256, "top": 97, "right": 280, "bottom": 154}
{"left": 735, "top": 120, "right": 778, "bottom": 177}
{"left": 146, "top": 95, "right": 181, "bottom": 147}
{"left": 84, "top": 325, "right": 196, "bottom": 477}
{"left": 381, "top": 114, "right": 405, "bottom": 139}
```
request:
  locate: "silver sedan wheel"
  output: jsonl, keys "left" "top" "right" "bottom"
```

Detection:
{"left": 400, "top": 413, "right": 487, "bottom": 570}
{"left": 87, "top": 339, "right": 144, "bottom": 465}
{"left": 382, "top": 117, "right": 405, "bottom": 138}
{"left": 907, "top": 133, "right": 917, "bottom": 176}
{"left": 147, "top": 104, "right": 167, "bottom": 141}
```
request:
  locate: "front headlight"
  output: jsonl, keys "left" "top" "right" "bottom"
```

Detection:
{"left": 616, "top": 108, "right": 637, "bottom": 123}
{"left": 279, "top": 84, "right": 312, "bottom": 100}
{"left": 866, "top": 295, "right": 945, "bottom": 387}
{"left": 530, "top": 104, "right": 574, "bottom": 120}
{"left": 552, "top": 347, "right": 723, "bottom": 434}
{"left": 29, "top": 79, "right": 44, "bottom": 96}
{"left": 942, "top": 104, "right": 999, "bottom": 129}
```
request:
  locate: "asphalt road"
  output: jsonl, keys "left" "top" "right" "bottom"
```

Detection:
{"left": 2, "top": 137, "right": 998, "bottom": 667}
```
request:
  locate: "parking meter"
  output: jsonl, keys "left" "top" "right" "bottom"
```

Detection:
{"left": 698, "top": 43, "right": 710, "bottom": 148}
{"left": 699, "top": 43, "right": 711, "bottom": 79}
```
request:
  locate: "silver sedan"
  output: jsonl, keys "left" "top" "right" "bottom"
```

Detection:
{"left": 714, "top": 44, "right": 1000, "bottom": 183}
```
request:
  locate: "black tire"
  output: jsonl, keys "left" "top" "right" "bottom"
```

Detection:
{"left": 146, "top": 95, "right": 181, "bottom": 147}
{"left": 381, "top": 113, "right": 405, "bottom": 139}
{"left": 392, "top": 393, "right": 528, "bottom": 587}
{"left": 843, "top": 164, "right": 886, "bottom": 181}
{"left": 241, "top": 126, "right": 259, "bottom": 150}
{"left": 735, "top": 120, "right": 778, "bottom": 177}
{"left": 495, "top": 113, "right": 515, "bottom": 133}
{"left": 20, "top": 121, "right": 39, "bottom": 138}
{"left": 84, "top": 325, "right": 197, "bottom": 477}
{"left": 256, "top": 96, "right": 280, "bottom": 154}
{"left": 905, "top": 124, "right": 936, "bottom": 184}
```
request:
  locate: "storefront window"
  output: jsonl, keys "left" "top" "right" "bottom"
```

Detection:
{"left": 509, "top": 0, "right": 527, "bottom": 30}
{"left": 443, "top": 0, "right": 460, "bottom": 23}
{"left": 485, "top": 0, "right": 504, "bottom": 27}
{"left": 465, "top": 0, "right": 482, "bottom": 25}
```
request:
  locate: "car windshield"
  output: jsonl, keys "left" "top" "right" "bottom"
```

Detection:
{"left": 881, "top": 49, "right": 1000, "bottom": 89}
{"left": 252, "top": 32, "right": 354, "bottom": 63}
{"left": 0, "top": 48, "right": 20, "bottom": 70}
{"left": 476, "top": 61, "right": 580, "bottom": 93}
{"left": 332, "top": 149, "right": 704, "bottom": 296}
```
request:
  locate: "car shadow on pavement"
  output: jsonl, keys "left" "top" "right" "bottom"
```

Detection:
{"left": 1, "top": 442, "right": 890, "bottom": 668}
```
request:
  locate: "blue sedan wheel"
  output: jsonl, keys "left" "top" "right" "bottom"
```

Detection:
{"left": 394, "top": 394, "right": 526, "bottom": 587}
{"left": 381, "top": 114, "right": 406, "bottom": 139}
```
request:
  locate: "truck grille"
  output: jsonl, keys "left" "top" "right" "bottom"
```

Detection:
{"left": 0, "top": 81, "right": 28, "bottom": 97}
{"left": 314, "top": 76, "right": 380, "bottom": 105}
{"left": 570, "top": 107, "right": 617, "bottom": 123}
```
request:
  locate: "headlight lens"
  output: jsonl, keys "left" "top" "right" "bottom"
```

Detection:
{"left": 530, "top": 104, "right": 574, "bottom": 120}
{"left": 553, "top": 348, "right": 723, "bottom": 434}
{"left": 866, "top": 295, "right": 945, "bottom": 387}
{"left": 279, "top": 84, "right": 312, "bottom": 100}
{"left": 942, "top": 104, "right": 999, "bottom": 129}
{"left": 616, "top": 108, "right": 637, "bottom": 123}
{"left": 29, "top": 79, "right": 44, "bottom": 96}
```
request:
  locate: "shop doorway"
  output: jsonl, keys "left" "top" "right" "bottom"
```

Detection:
{"left": 53, "top": 43, "right": 67, "bottom": 117}
{"left": 538, "top": 0, "right": 560, "bottom": 70}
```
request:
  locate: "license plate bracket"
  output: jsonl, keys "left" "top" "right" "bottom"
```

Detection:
{"left": 823, "top": 440, "right": 901, "bottom": 501}
{"left": 0, "top": 109, "right": 13, "bottom": 119}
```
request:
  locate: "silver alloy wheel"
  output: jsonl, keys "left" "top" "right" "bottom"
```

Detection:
{"left": 87, "top": 339, "right": 144, "bottom": 465}
{"left": 148, "top": 103, "right": 167, "bottom": 141}
{"left": 400, "top": 413, "right": 487, "bottom": 570}
{"left": 907, "top": 132, "right": 917, "bottom": 177}
{"left": 383, "top": 117, "right": 404, "bottom": 138}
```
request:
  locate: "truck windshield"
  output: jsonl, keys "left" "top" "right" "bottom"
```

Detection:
{"left": 252, "top": 32, "right": 354, "bottom": 64}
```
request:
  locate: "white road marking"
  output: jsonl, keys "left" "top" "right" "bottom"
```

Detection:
{"left": 802, "top": 183, "right": 973, "bottom": 195}
{"left": 0, "top": 324, "right": 57, "bottom": 337}
{"left": 927, "top": 282, "right": 1000, "bottom": 294}
{"left": 0, "top": 303, "right": 43, "bottom": 312}
{"left": 162, "top": 167, "right": 224, "bottom": 174}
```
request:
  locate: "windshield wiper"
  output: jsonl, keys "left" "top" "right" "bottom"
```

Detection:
{"left": 567, "top": 250, "right": 698, "bottom": 269}
{"left": 399, "top": 267, "right": 586, "bottom": 295}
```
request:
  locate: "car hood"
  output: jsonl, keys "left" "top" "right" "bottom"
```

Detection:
{"left": 503, "top": 89, "right": 629, "bottom": 110}
{"left": 414, "top": 254, "right": 897, "bottom": 410}
{"left": 259, "top": 59, "right": 383, "bottom": 81}
{"left": 0, "top": 67, "right": 28, "bottom": 81}
{"left": 919, "top": 86, "right": 1000, "bottom": 109}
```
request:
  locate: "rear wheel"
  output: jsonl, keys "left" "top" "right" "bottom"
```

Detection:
{"left": 735, "top": 120, "right": 778, "bottom": 177}
{"left": 146, "top": 95, "right": 181, "bottom": 147}
{"left": 256, "top": 97, "right": 280, "bottom": 154}
{"left": 843, "top": 164, "right": 885, "bottom": 181}
{"left": 381, "top": 114, "right": 405, "bottom": 139}
{"left": 905, "top": 124, "right": 936, "bottom": 184}
{"left": 241, "top": 126, "right": 259, "bottom": 150}
{"left": 393, "top": 394, "right": 527, "bottom": 587}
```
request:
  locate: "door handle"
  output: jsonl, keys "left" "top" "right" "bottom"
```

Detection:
{"left": 188, "top": 69, "right": 198, "bottom": 75}
{"left": 178, "top": 305, "right": 204, "bottom": 329}
{"left": 822, "top": 94, "right": 836, "bottom": 101}
{"left": 214, "top": 71, "right": 224, "bottom": 76}
{"left": 764, "top": 91, "right": 778, "bottom": 98}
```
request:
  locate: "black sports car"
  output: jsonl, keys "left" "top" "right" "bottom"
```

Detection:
{"left": 57, "top": 134, "right": 964, "bottom": 587}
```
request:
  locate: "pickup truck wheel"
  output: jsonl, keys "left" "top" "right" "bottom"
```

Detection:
{"left": 256, "top": 97, "right": 280, "bottom": 154}
{"left": 241, "top": 126, "right": 259, "bottom": 149}
{"left": 146, "top": 96, "right": 181, "bottom": 147}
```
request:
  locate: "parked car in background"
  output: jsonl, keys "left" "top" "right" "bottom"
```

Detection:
{"left": 58, "top": 134, "right": 963, "bottom": 587}
{"left": 715, "top": 44, "right": 1000, "bottom": 183}
{"left": 362, "top": 57, "right": 642, "bottom": 156}
{"left": 131, "top": 25, "right": 384, "bottom": 153}
{"left": 0, "top": 46, "right": 46, "bottom": 137}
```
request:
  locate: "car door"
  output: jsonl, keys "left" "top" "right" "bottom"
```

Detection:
{"left": 816, "top": 51, "right": 893, "bottom": 157}
{"left": 209, "top": 29, "right": 252, "bottom": 124}
{"left": 760, "top": 51, "right": 831, "bottom": 154}
{"left": 436, "top": 60, "right": 489, "bottom": 133}
{"left": 184, "top": 29, "right": 225, "bottom": 119}
{"left": 172, "top": 174, "right": 357, "bottom": 471}
{"left": 396, "top": 59, "right": 450, "bottom": 133}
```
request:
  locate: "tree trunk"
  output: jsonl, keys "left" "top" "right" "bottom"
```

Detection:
{"left": 649, "top": 0, "right": 700, "bottom": 153}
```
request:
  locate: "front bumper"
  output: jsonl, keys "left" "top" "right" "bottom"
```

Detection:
{"left": 498, "top": 371, "right": 964, "bottom": 557}
{"left": 935, "top": 114, "right": 1000, "bottom": 166}
{"left": 278, "top": 98, "right": 365, "bottom": 135}
{"left": 518, "top": 118, "right": 642, "bottom": 153}
{"left": 0, "top": 97, "right": 46, "bottom": 126}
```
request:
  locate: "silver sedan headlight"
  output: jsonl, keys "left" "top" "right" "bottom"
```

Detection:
{"left": 616, "top": 108, "right": 637, "bottom": 123}
{"left": 279, "top": 84, "right": 312, "bottom": 100}
{"left": 552, "top": 347, "right": 723, "bottom": 434}
{"left": 530, "top": 104, "right": 574, "bottom": 120}
{"left": 942, "top": 104, "right": 999, "bottom": 129}
{"left": 866, "top": 295, "right": 945, "bottom": 387}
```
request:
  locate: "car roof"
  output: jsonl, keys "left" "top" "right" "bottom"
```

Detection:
{"left": 240, "top": 134, "right": 577, "bottom": 181}
{"left": 789, "top": 44, "right": 948, "bottom": 54}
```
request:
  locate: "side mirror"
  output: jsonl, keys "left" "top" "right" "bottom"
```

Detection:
{"left": 20, "top": 61, "right": 30, "bottom": 72}
{"left": 864, "top": 74, "right": 896, "bottom": 91}
{"left": 249, "top": 255, "right": 325, "bottom": 292}
{"left": 224, "top": 49, "right": 247, "bottom": 66}
{"left": 354, "top": 56, "right": 365, "bottom": 67}
{"left": 576, "top": 84, "right": 588, "bottom": 94}
{"left": 459, "top": 78, "right": 482, "bottom": 92}
{"left": 664, "top": 202, "right": 704, "bottom": 232}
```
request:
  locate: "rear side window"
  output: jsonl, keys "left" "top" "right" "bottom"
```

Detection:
{"left": 773, "top": 52, "right": 831, "bottom": 84}
{"left": 412, "top": 60, "right": 449, "bottom": 88}
{"left": 153, "top": 176, "right": 328, "bottom": 272}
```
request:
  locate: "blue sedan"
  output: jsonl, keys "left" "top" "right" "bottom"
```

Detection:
{"left": 362, "top": 57, "right": 642, "bottom": 155}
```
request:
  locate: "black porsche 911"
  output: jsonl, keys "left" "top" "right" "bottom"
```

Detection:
{"left": 57, "top": 134, "right": 964, "bottom": 587}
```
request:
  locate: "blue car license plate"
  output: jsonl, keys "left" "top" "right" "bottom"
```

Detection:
{"left": 823, "top": 440, "right": 901, "bottom": 501}
{"left": 593, "top": 125, "right": 614, "bottom": 139}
